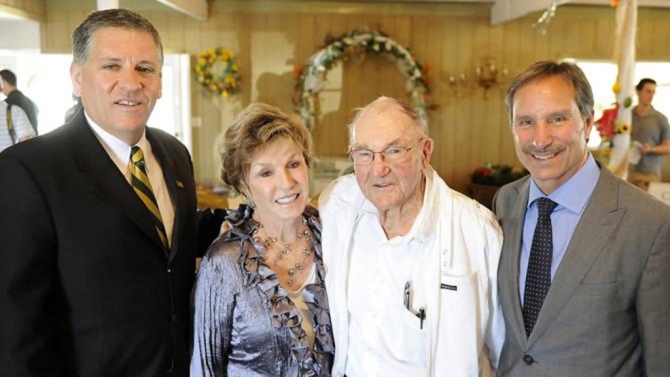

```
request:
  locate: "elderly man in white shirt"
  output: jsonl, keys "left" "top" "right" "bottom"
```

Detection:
{"left": 319, "top": 96, "right": 504, "bottom": 377}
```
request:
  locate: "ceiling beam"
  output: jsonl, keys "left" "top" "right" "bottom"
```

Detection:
{"left": 156, "top": 0, "right": 208, "bottom": 21}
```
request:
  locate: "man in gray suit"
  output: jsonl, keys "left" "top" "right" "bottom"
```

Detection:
{"left": 493, "top": 60, "right": 670, "bottom": 376}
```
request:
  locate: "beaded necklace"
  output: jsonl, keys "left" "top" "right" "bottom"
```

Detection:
{"left": 252, "top": 217, "right": 313, "bottom": 287}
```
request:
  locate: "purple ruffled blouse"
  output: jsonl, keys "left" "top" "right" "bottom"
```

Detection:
{"left": 191, "top": 204, "right": 335, "bottom": 376}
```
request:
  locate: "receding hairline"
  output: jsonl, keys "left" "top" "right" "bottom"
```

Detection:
{"left": 349, "top": 96, "right": 427, "bottom": 145}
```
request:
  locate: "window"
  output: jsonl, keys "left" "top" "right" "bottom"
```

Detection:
{"left": 578, "top": 60, "right": 670, "bottom": 147}
{"left": 0, "top": 53, "right": 191, "bottom": 151}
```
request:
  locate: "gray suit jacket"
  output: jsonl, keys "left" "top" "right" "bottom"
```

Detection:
{"left": 493, "top": 165, "right": 670, "bottom": 377}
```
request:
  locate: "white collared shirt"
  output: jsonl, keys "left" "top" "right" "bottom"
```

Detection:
{"left": 86, "top": 113, "right": 175, "bottom": 246}
{"left": 345, "top": 180, "right": 431, "bottom": 377}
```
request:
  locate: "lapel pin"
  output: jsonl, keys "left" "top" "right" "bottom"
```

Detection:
{"left": 176, "top": 180, "right": 184, "bottom": 188}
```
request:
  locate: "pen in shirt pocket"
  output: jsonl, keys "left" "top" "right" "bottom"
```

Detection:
{"left": 403, "top": 281, "right": 426, "bottom": 329}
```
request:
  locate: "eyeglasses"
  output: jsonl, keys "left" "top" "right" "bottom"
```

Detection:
{"left": 348, "top": 139, "right": 424, "bottom": 166}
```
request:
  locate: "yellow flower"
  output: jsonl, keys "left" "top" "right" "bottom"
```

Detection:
{"left": 612, "top": 81, "right": 621, "bottom": 94}
{"left": 617, "top": 122, "right": 631, "bottom": 134}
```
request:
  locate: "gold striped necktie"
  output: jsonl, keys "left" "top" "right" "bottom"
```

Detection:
{"left": 130, "top": 146, "right": 168, "bottom": 250}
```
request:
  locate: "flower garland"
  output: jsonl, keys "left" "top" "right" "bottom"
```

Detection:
{"left": 293, "top": 29, "right": 434, "bottom": 131}
{"left": 194, "top": 47, "right": 241, "bottom": 98}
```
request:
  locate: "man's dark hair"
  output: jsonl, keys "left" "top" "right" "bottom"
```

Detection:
{"left": 72, "top": 8, "right": 163, "bottom": 67}
{"left": 636, "top": 78, "right": 656, "bottom": 91}
{"left": 505, "top": 60, "right": 594, "bottom": 125}
{"left": 0, "top": 69, "right": 17, "bottom": 86}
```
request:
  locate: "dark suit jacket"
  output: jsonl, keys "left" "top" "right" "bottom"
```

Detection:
{"left": 493, "top": 165, "right": 670, "bottom": 377}
{"left": 0, "top": 110, "right": 198, "bottom": 377}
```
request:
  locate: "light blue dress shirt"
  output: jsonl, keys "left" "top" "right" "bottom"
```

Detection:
{"left": 519, "top": 154, "right": 600, "bottom": 304}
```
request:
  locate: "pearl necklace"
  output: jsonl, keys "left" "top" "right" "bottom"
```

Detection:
{"left": 252, "top": 217, "right": 313, "bottom": 287}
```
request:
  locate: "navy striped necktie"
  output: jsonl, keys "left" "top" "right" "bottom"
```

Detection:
{"left": 130, "top": 146, "right": 168, "bottom": 250}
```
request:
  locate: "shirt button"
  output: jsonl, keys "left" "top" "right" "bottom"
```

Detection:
{"left": 523, "top": 354, "right": 534, "bottom": 365}
{"left": 167, "top": 268, "right": 172, "bottom": 274}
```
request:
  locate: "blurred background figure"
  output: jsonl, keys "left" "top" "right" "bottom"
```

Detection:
{"left": 629, "top": 78, "right": 670, "bottom": 190}
{"left": 1, "top": 69, "right": 39, "bottom": 135}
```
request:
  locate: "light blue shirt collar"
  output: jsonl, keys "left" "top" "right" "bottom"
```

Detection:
{"left": 528, "top": 153, "right": 600, "bottom": 215}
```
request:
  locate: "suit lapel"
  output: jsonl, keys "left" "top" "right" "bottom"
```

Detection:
{"left": 527, "top": 167, "right": 626, "bottom": 346}
{"left": 70, "top": 112, "right": 168, "bottom": 256}
{"left": 501, "top": 178, "right": 532, "bottom": 349}
{"left": 147, "top": 128, "right": 186, "bottom": 263}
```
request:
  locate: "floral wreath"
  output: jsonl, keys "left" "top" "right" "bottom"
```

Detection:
{"left": 293, "top": 29, "right": 434, "bottom": 131}
{"left": 194, "top": 47, "right": 241, "bottom": 98}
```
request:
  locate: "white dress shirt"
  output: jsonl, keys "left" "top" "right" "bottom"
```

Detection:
{"left": 345, "top": 199, "right": 430, "bottom": 377}
{"left": 86, "top": 113, "right": 175, "bottom": 246}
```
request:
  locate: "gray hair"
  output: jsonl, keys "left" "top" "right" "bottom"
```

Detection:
{"left": 347, "top": 96, "right": 428, "bottom": 146}
{"left": 505, "top": 60, "right": 594, "bottom": 125}
{"left": 72, "top": 8, "right": 163, "bottom": 67}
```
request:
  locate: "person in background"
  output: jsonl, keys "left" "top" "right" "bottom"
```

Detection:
{"left": 1, "top": 98, "right": 33, "bottom": 152}
{"left": 494, "top": 60, "right": 670, "bottom": 376}
{"left": 0, "top": 9, "right": 223, "bottom": 377}
{"left": 1, "top": 69, "right": 39, "bottom": 135}
{"left": 191, "top": 103, "right": 335, "bottom": 377}
{"left": 64, "top": 94, "right": 83, "bottom": 123}
{"left": 319, "top": 96, "right": 504, "bottom": 377}
{"left": 628, "top": 77, "right": 670, "bottom": 190}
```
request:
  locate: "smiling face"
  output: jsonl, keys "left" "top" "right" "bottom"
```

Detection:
{"left": 511, "top": 75, "right": 594, "bottom": 195}
{"left": 352, "top": 100, "right": 433, "bottom": 212}
{"left": 243, "top": 141, "right": 310, "bottom": 227}
{"left": 71, "top": 27, "right": 162, "bottom": 145}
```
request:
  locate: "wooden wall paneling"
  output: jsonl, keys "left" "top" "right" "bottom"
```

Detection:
{"left": 420, "top": 15, "right": 444, "bottom": 179}
{"left": 43, "top": 9, "right": 70, "bottom": 53}
{"left": 276, "top": 13, "right": 300, "bottom": 113}
{"left": 651, "top": 18, "right": 669, "bottom": 59}
{"left": 266, "top": 12, "right": 286, "bottom": 107}
{"left": 594, "top": 18, "right": 613, "bottom": 60}
{"left": 440, "top": 14, "right": 459, "bottom": 186}
{"left": 484, "top": 24, "right": 505, "bottom": 168}
{"left": 532, "top": 28, "right": 551, "bottom": 62}
{"left": 250, "top": 13, "right": 268, "bottom": 102}
{"left": 499, "top": 17, "right": 521, "bottom": 168}
{"left": 192, "top": 10, "right": 223, "bottom": 184}
{"left": 166, "top": 11, "right": 186, "bottom": 52}
{"left": 547, "top": 18, "right": 568, "bottom": 61}
{"left": 564, "top": 14, "right": 582, "bottom": 60}
{"left": 310, "top": 13, "right": 332, "bottom": 157}
{"left": 61, "top": 10, "right": 87, "bottom": 52}
{"left": 470, "top": 17, "right": 489, "bottom": 172}
{"left": 378, "top": 15, "right": 398, "bottom": 104}
{"left": 578, "top": 19, "right": 598, "bottom": 59}
{"left": 144, "top": 11, "right": 168, "bottom": 49}
{"left": 183, "top": 17, "right": 202, "bottom": 53}
{"left": 453, "top": 17, "right": 476, "bottom": 192}
{"left": 637, "top": 16, "right": 654, "bottom": 59}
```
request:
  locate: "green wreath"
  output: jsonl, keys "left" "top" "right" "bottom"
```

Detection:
{"left": 194, "top": 47, "right": 240, "bottom": 98}
{"left": 294, "top": 29, "right": 434, "bottom": 131}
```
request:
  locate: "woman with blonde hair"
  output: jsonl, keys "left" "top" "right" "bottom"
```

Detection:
{"left": 191, "top": 103, "right": 334, "bottom": 376}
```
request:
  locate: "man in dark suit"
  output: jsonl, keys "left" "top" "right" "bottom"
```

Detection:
{"left": 494, "top": 60, "right": 670, "bottom": 376}
{"left": 1, "top": 69, "right": 39, "bottom": 135}
{"left": 0, "top": 9, "right": 219, "bottom": 377}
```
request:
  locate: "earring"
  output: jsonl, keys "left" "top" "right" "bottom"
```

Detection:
{"left": 242, "top": 194, "right": 256, "bottom": 208}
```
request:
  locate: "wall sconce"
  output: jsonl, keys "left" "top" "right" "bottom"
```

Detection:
{"left": 447, "top": 57, "right": 508, "bottom": 99}
{"left": 475, "top": 58, "right": 508, "bottom": 98}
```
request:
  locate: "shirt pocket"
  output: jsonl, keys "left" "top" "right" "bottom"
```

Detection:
{"left": 388, "top": 303, "right": 427, "bottom": 367}
{"left": 438, "top": 272, "right": 480, "bottom": 371}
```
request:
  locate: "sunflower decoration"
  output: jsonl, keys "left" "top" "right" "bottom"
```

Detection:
{"left": 194, "top": 47, "right": 241, "bottom": 98}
